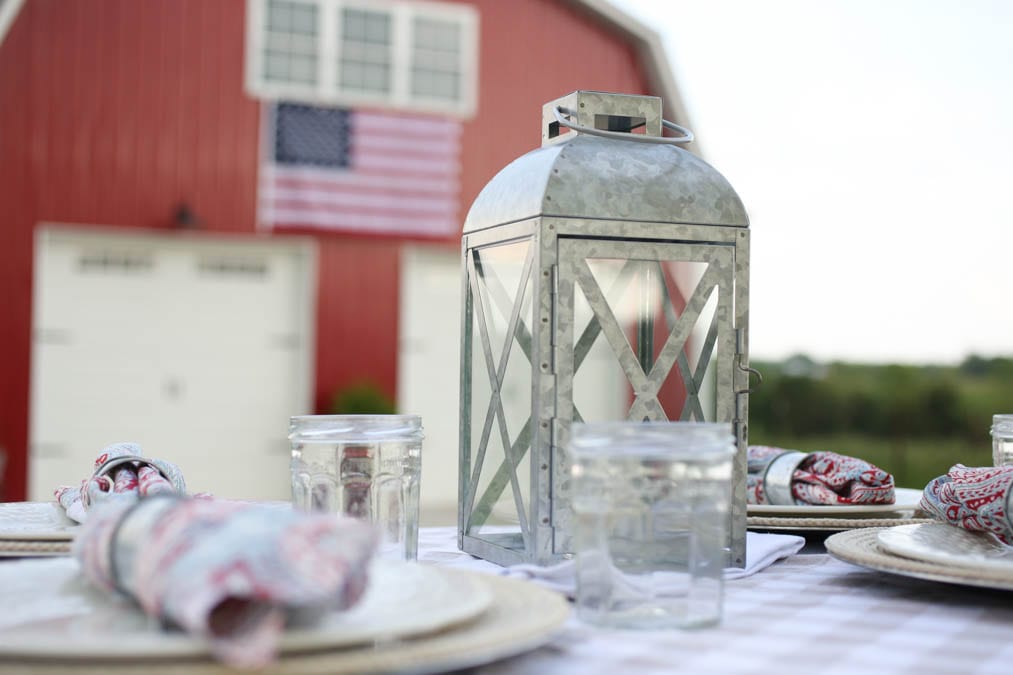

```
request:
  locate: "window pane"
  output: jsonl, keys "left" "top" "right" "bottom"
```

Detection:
{"left": 263, "top": 0, "right": 319, "bottom": 85}
{"left": 363, "top": 42, "right": 389, "bottom": 63}
{"left": 414, "top": 18, "right": 459, "bottom": 52}
{"left": 364, "top": 13, "right": 391, "bottom": 43}
{"left": 342, "top": 62, "right": 364, "bottom": 89}
{"left": 414, "top": 48, "right": 459, "bottom": 71}
{"left": 293, "top": 34, "right": 318, "bottom": 56}
{"left": 339, "top": 7, "right": 393, "bottom": 94}
{"left": 413, "top": 70, "right": 432, "bottom": 96}
{"left": 265, "top": 52, "right": 291, "bottom": 80}
{"left": 435, "top": 71, "right": 459, "bottom": 99}
{"left": 268, "top": 0, "right": 318, "bottom": 32}
{"left": 291, "top": 6, "right": 317, "bottom": 34}
{"left": 363, "top": 63, "right": 391, "bottom": 92}
{"left": 290, "top": 55, "right": 317, "bottom": 83}
{"left": 343, "top": 9, "right": 366, "bottom": 39}
{"left": 411, "top": 17, "right": 462, "bottom": 101}
{"left": 412, "top": 68, "right": 458, "bottom": 100}
{"left": 268, "top": 1, "right": 293, "bottom": 31}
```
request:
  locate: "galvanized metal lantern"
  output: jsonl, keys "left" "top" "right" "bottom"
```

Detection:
{"left": 458, "top": 91, "right": 753, "bottom": 568}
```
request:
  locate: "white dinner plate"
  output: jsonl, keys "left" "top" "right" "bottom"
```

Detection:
{"left": 747, "top": 487, "right": 923, "bottom": 516}
{"left": 0, "top": 558, "right": 493, "bottom": 659}
{"left": 877, "top": 522, "right": 1013, "bottom": 572}
{"left": 0, "top": 571, "right": 569, "bottom": 675}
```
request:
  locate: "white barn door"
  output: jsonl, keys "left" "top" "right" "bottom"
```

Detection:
{"left": 29, "top": 226, "right": 316, "bottom": 501}
{"left": 398, "top": 245, "right": 461, "bottom": 525}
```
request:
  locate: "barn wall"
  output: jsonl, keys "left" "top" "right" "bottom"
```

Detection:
{"left": 0, "top": 0, "right": 662, "bottom": 500}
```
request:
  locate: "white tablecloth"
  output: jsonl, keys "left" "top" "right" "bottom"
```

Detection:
{"left": 418, "top": 527, "right": 1013, "bottom": 675}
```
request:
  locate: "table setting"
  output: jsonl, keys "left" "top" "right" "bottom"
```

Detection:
{"left": 0, "top": 436, "right": 572, "bottom": 674}
{"left": 2, "top": 425, "right": 1013, "bottom": 674}
{"left": 744, "top": 445, "right": 932, "bottom": 533}
{"left": 826, "top": 463, "right": 1013, "bottom": 592}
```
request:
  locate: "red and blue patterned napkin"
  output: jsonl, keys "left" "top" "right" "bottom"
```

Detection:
{"left": 53, "top": 442, "right": 190, "bottom": 522}
{"left": 920, "top": 464, "right": 1013, "bottom": 544}
{"left": 747, "top": 445, "right": 896, "bottom": 506}
{"left": 74, "top": 496, "right": 377, "bottom": 667}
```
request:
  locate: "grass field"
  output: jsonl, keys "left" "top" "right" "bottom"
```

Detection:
{"left": 748, "top": 433, "right": 992, "bottom": 490}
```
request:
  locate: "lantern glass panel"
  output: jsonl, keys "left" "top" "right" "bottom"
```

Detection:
{"left": 571, "top": 257, "right": 720, "bottom": 424}
{"left": 551, "top": 238, "right": 737, "bottom": 558}
{"left": 570, "top": 272, "right": 628, "bottom": 424}
{"left": 463, "top": 238, "right": 534, "bottom": 546}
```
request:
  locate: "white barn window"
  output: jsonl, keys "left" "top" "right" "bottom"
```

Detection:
{"left": 340, "top": 7, "right": 393, "bottom": 94}
{"left": 246, "top": 0, "right": 479, "bottom": 118}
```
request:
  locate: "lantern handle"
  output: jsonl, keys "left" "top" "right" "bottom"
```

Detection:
{"left": 553, "top": 106, "right": 694, "bottom": 144}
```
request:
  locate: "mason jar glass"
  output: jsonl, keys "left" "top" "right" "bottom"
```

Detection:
{"left": 289, "top": 415, "right": 423, "bottom": 560}
{"left": 991, "top": 414, "right": 1013, "bottom": 467}
{"left": 570, "top": 421, "right": 735, "bottom": 629}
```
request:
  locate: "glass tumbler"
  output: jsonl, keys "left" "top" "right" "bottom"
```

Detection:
{"left": 289, "top": 415, "right": 423, "bottom": 560}
{"left": 570, "top": 421, "right": 735, "bottom": 629}
{"left": 992, "top": 415, "right": 1013, "bottom": 467}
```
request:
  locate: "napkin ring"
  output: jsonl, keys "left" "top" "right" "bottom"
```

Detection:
{"left": 762, "top": 451, "right": 808, "bottom": 506}
{"left": 107, "top": 494, "right": 181, "bottom": 596}
{"left": 1006, "top": 477, "right": 1013, "bottom": 536}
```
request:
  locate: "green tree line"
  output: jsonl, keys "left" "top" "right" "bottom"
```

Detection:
{"left": 748, "top": 355, "right": 1013, "bottom": 441}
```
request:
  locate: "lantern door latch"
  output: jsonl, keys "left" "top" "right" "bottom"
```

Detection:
{"left": 736, "top": 363, "right": 763, "bottom": 394}
{"left": 734, "top": 328, "right": 762, "bottom": 394}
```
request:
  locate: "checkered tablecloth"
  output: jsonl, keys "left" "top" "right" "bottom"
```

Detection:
{"left": 419, "top": 528, "right": 1013, "bottom": 675}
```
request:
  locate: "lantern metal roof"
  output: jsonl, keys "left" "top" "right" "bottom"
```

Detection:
{"left": 463, "top": 133, "right": 749, "bottom": 234}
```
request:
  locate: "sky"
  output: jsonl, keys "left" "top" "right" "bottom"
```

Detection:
{"left": 609, "top": 0, "right": 1013, "bottom": 364}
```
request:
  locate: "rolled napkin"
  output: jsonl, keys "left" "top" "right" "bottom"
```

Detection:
{"left": 920, "top": 464, "right": 1013, "bottom": 544}
{"left": 73, "top": 496, "right": 377, "bottom": 668}
{"left": 747, "top": 445, "right": 895, "bottom": 506}
{"left": 54, "top": 442, "right": 189, "bottom": 523}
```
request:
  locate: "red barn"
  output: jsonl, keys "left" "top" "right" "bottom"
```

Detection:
{"left": 0, "top": 0, "right": 691, "bottom": 516}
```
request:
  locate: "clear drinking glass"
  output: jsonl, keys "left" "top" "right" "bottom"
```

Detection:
{"left": 570, "top": 421, "right": 734, "bottom": 629}
{"left": 289, "top": 415, "right": 423, "bottom": 560}
{"left": 992, "top": 415, "right": 1013, "bottom": 467}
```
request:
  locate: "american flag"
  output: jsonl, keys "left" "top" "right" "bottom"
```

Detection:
{"left": 259, "top": 102, "right": 462, "bottom": 236}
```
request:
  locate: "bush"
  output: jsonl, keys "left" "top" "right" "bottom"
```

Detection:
{"left": 328, "top": 380, "right": 397, "bottom": 415}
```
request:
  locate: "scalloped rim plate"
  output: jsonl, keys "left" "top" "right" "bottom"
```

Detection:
{"left": 747, "top": 487, "right": 923, "bottom": 516}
